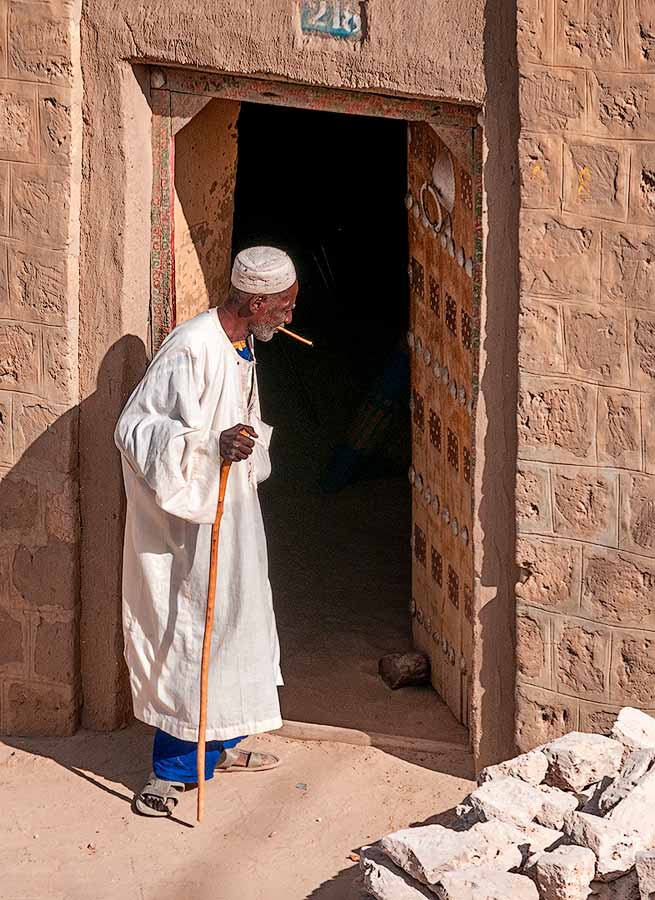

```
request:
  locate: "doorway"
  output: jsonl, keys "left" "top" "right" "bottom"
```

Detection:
{"left": 156, "top": 73, "right": 480, "bottom": 749}
{"left": 231, "top": 103, "right": 463, "bottom": 743}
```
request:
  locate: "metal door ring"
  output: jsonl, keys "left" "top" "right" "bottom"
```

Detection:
{"left": 420, "top": 182, "right": 443, "bottom": 234}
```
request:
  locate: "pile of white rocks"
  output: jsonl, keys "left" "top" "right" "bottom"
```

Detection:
{"left": 361, "top": 708, "right": 655, "bottom": 900}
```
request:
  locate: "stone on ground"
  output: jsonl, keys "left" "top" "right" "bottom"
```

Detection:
{"left": 466, "top": 776, "right": 545, "bottom": 827}
{"left": 379, "top": 821, "right": 524, "bottom": 886}
{"left": 473, "top": 821, "right": 537, "bottom": 870}
{"left": 564, "top": 811, "right": 642, "bottom": 882}
{"left": 635, "top": 849, "right": 655, "bottom": 900}
{"left": 519, "top": 822, "right": 565, "bottom": 865}
{"left": 520, "top": 826, "right": 566, "bottom": 876}
{"left": 361, "top": 846, "right": 433, "bottom": 900}
{"left": 433, "top": 867, "right": 538, "bottom": 900}
{"left": 380, "top": 825, "right": 458, "bottom": 884}
{"left": 599, "top": 750, "right": 655, "bottom": 815}
{"left": 466, "top": 819, "right": 564, "bottom": 872}
{"left": 535, "top": 785, "right": 579, "bottom": 830}
{"left": 589, "top": 870, "right": 640, "bottom": 899}
{"left": 477, "top": 750, "right": 548, "bottom": 787}
{"left": 608, "top": 768, "right": 655, "bottom": 844}
{"left": 378, "top": 652, "right": 431, "bottom": 690}
{"left": 611, "top": 709, "right": 655, "bottom": 753}
{"left": 372, "top": 713, "right": 655, "bottom": 898}
{"left": 543, "top": 733, "right": 623, "bottom": 792}
{"left": 533, "top": 845, "right": 596, "bottom": 900}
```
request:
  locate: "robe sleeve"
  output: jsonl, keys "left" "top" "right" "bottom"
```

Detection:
{"left": 114, "top": 346, "right": 222, "bottom": 524}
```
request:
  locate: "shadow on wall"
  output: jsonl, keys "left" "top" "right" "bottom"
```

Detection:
{"left": 0, "top": 334, "right": 148, "bottom": 738}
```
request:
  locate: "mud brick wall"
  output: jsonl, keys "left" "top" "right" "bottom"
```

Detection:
{"left": 516, "top": 0, "right": 655, "bottom": 749}
{"left": 0, "top": 1, "right": 82, "bottom": 735}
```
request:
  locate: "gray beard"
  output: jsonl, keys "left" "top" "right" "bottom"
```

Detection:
{"left": 250, "top": 323, "right": 277, "bottom": 342}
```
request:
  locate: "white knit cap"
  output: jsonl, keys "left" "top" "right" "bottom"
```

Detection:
{"left": 231, "top": 246, "right": 297, "bottom": 295}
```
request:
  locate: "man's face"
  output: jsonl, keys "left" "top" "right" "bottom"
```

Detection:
{"left": 249, "top": 282, "right": 299, "bottom": 342}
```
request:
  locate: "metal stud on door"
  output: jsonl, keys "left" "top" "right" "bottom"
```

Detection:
{"left": 407, "top": 122, "right": 479, "bottom": 726}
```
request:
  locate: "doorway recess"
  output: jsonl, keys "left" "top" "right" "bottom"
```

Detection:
{"left": 149, "top": 67, "right": 481, "bottom": 753}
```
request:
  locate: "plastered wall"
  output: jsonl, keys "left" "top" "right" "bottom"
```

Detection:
{"left": 0, "top": 0, "right": 82, "bottom": 735}
{"left": 8, "top": 0, "right": 652, "bottom": 764}
{"left": 515, "top": 0, "right": 655, "bottom": 748}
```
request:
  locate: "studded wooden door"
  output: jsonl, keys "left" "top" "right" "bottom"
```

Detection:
{"left": 407, "top": 122, "right": 481, "bottom": 727}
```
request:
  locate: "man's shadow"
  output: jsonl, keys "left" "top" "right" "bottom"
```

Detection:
{"left": 0, "top": 334, "right": 151, "bottom": 805}
{"left": 4, "top": 721, "right": 153, "bottom": 799}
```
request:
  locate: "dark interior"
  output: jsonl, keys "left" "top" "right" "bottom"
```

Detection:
{"left": 231, "top": 103, "right": 462, "bottom": 741}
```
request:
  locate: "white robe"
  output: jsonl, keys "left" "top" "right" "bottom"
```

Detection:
{"left": 114, "top": 309, "right": 283, "bottom": 742}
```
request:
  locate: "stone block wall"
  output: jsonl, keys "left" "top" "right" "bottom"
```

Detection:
{"left": 0, "top": 0, "right": 82, "bottom": 735}
{"left": 516, "top": 0, "right": 655, "bottom": 749}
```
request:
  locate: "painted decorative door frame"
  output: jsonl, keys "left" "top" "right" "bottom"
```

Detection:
{"left": 148, "top": 65, "right": 478, "bottom": 355}
{"left": 150, "top": 88, "right": 176, "bottom": 356}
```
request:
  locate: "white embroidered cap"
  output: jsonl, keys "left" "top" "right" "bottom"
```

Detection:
{"left": 231, "top": 246, "right": 297, "bottom": 295}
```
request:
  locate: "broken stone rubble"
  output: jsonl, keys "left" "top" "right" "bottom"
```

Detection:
{"left": 563, "top": 811, "right": 642, "bottom": 882}
{"left": 543, "top": 732, "right": 624, "bottom": 793}
{"left": 599, "top": 750, "right": 655, "bottom": 815}
{"left": 361, "top": 846, "right": 434, "bottom": 900}
{"left": 611, "top": 708, "right": 655, "bottom": 753}
{"left": 534, "top": 845, "right": 596, "bottom": 900}
{"left": 535, "top": 785, "right": 579, "bottom": 830}
{"left": 588, "top": 870, "right": 640, "bottom": 899}
{"left": 466, "top": 775, "right": 585, "bottom": 832}
{"left": 635, "top": 849, "right": 655, "bottom": 900}
{"left": 379, "top": 820, "right": 525, "bottom": 887}
{"left": 434, "top": 867, "right": 538, "bottom": 900}
{"left": 467, "top": 776, "right": 545, "bottom": 827}
{"left": 478, "top": 749, "right": 548, "bottom": 787}
{"left": 608, "top": 768, "right": 655, "bottom": 846}
{"left": 363, "top": 709, "right": 655, "bottom": 900}
{"left": 521, "top": 822, "right": 565, "bottom": 858}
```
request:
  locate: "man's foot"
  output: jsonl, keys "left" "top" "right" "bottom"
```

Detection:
{"left": 134, "top": 773, "right": 185, "bottom": 816}
{"left": 215, "top": 748, "right": 280, "bottom": 772}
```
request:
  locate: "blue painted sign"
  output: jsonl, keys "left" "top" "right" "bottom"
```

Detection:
{"left": 300, "top": 1, "right": 362, "bottom": 40}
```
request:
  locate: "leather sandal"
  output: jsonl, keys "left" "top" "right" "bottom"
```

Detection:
{"left": 215, "top": 748, "right": 280, "bottom": 772}
{"left": 135, "top": 772, "right": 185, "bottom": 816}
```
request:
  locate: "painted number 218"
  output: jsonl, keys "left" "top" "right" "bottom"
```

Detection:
{"left": 308, "top": 1, "right": 360, "bottom": 35}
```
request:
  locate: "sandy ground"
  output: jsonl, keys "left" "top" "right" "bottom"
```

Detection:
{"left": 2, "top": 724, "right": 474, "bottom": 900}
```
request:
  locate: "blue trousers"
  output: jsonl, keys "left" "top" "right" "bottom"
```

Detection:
{"left": 152, "top": 728, "right": 246, "bottom": 783}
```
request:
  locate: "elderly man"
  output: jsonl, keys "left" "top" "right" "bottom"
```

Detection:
{"left": 114, "top": 246, "right": 298, "bottom": 816}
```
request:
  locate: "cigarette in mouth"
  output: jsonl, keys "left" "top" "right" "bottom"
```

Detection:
{"left": 277, "top": 326, "right": 314, "bottom": 348}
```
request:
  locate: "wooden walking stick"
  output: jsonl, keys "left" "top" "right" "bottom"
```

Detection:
{"left": 197, "top": 457, "right": 233, "bottom": 824}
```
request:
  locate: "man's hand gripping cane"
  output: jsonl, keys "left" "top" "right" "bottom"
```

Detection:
{"left": 219, "top": 424, "right": 259, "bottom": 462}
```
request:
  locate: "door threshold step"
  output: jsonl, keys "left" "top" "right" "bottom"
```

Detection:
{"left": 278, "top": 719, "right": 470, "bottom": 756}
